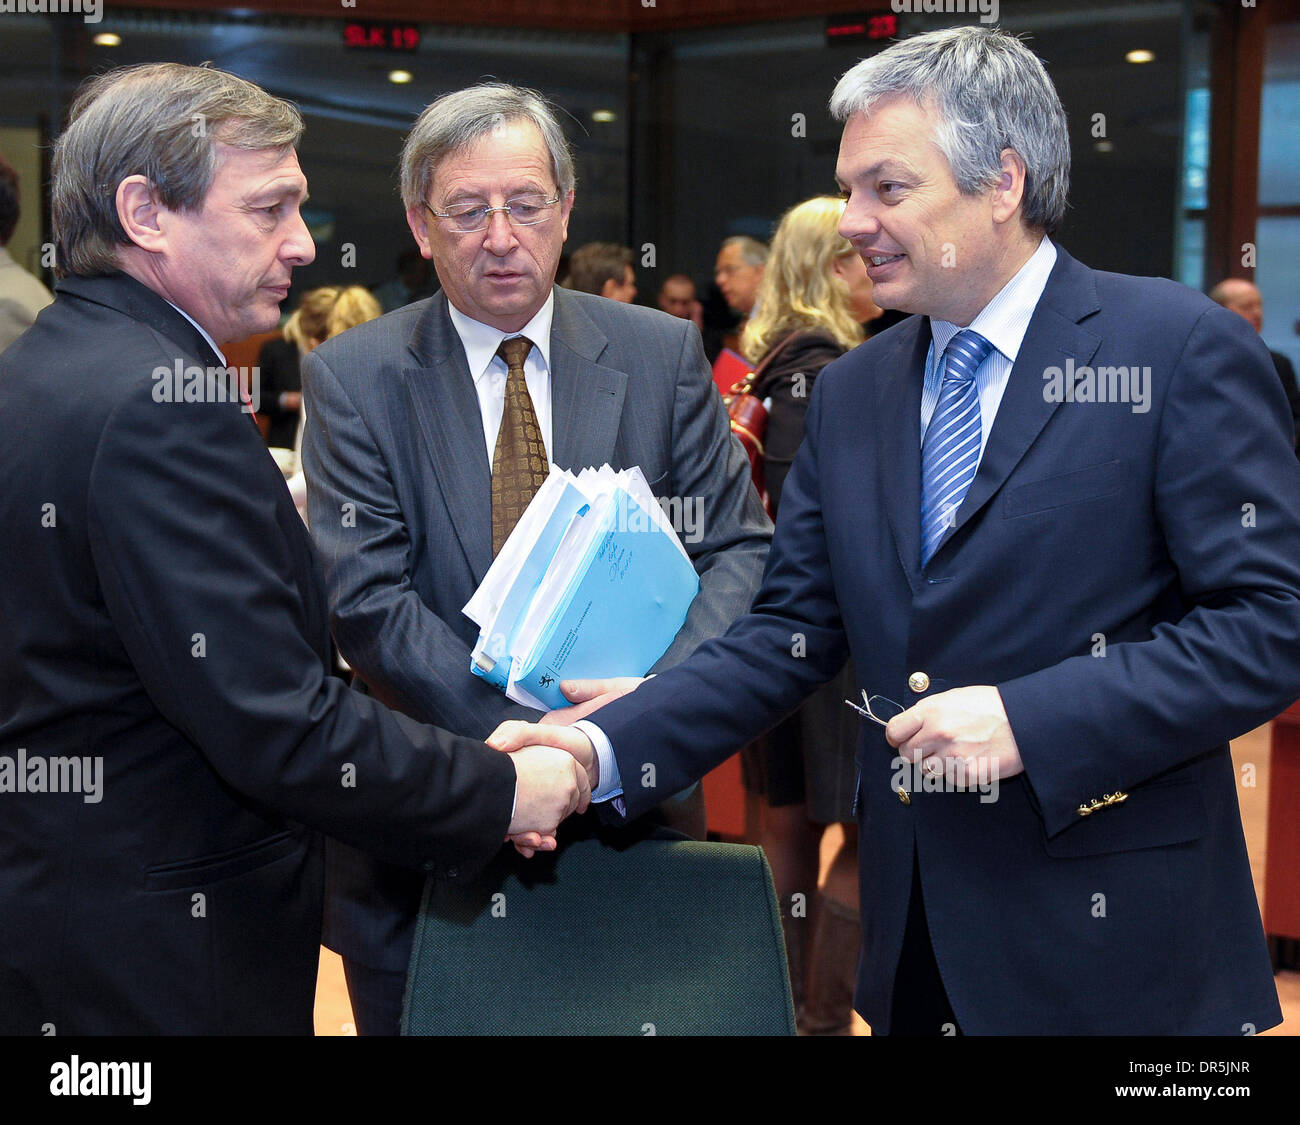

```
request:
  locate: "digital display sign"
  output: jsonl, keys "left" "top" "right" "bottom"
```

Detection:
{"left": 825, "top": 12, "right": 899, "bottom": 44}
{"left": 343, "top": 22, "right": 421, "bottom": 52}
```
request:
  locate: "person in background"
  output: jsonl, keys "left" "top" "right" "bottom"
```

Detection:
{"left": 563, "top": 240, "right": 637, "bottom": 302}
{"left": 256, "top": 328, "right": 302, "bottom": 449}
{"left": 737, "top": 194, "right": 881, "bottom": 1034}
{"left": 714, "top": 235, "right": 767, "bottom": 320}
{"left": 657, "top": 272, "right": 703, "bottom": 332}
{"left": 373, "top": 245, "right": 436, "bottom": 313}
{"left": 711, "top": 235, "right": 768, "bottom": 360}
{"left": 279, "top": 285, "right": 382, "bottom": 521}
{"left": 1210, "top": 277, "right": 1300, "bottom": 453}
{"left": 0, "top": 151, "right": 53, "bottom": 353}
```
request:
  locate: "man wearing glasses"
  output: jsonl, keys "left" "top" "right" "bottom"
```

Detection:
{"left": 300, "top": 82, "right": 770, "bottom": 1034}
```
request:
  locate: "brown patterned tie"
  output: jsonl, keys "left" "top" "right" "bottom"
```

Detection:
{"left": 491, "top": 334, "right": 549, "bottom": 556}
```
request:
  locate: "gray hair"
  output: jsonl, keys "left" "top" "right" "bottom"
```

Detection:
{"left": 52, "top": 63, "right": 303, "bottom": 278}
{"left": 829, "top": 27, "right": 1070, "bottom": 234}
{"left": 721, "top": 235, "right": 768, "bottom": 267}
{"left": 400, "top": 83, "right": 575, "bottom": 212}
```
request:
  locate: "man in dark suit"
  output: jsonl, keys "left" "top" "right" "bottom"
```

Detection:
{"left": 0, "top": 63, "right": 589, "bottom": 1035}
{"left": 496, "top": 27, "right": 1297, "bottom": 1034}
{"left": 301, "top": 83, "right": 770, "bottom": 1035}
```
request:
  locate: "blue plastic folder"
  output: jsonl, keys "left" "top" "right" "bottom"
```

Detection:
{"left": 468, "top": 479, "right": 591, "bottom": 693}
{"left": 468, "top": 484, "right": 699, "bottom": 712}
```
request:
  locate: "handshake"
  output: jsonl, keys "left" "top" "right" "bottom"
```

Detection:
{"left": 499, "top": 679, "right": 1027, "bottom": 856}
{"left": 493, "top": 676, "right": 643, "bottom": 857}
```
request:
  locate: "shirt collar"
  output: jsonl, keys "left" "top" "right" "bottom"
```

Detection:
{"left": 447, "top": 290, "right": 555, "bottom": 383}
{"left": 165, "top": 300, "right": 228, "bottom": 366}
{"left": 928, "top": 236, "right": 1057, "bottom": 364}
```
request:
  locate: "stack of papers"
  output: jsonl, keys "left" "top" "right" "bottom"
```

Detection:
{"left": 463, "top": 465, "right": 700, "bottom": 711}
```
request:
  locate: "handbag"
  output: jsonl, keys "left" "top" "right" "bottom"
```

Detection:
{"left": 723, "top": 332, "right": 804, "bottom": 520}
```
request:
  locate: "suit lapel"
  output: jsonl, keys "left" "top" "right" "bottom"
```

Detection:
{"left": 878, "top": 320, "right": 931, "bottom": 592}
{"left": 936, "top": 246, "right": 1103, "bottom": 556}
{"left": 548, "top": 288, "right": 627, "bottom": 471}
{"left": 401, "top": 294, "right": 494, "bottom": 582}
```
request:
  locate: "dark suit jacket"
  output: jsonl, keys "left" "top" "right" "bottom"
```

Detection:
{"left": 1269, "top": 349, "right": 1300, "bottom": 456}
{"left": 0, "top": 273, "right": 517, "bottom": 1034}
{"left": 591, "top": 245, "right": 1297, "bottom": 1034}
{"left": 255, "top": 334, "right": 303, "bottom": 449}
{"left": 302, "top": 286, "right": 771, "bottom": 971}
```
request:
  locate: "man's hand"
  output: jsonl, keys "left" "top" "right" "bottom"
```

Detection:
{"left": 885, "top": 685, "right": 1024, "bottom": 782}
{"left": 505, "top": 744, "right": 591, "bottom": 858}
{"left": 541, "top": 676, "right": 645, "bottom": 725}
{"left": 490, "top": 721, "right": 597, "bottom": 789}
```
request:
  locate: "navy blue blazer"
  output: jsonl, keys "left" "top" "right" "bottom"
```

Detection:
{"left": 593, "top": 245, "right": 1297, "bottom": 1034}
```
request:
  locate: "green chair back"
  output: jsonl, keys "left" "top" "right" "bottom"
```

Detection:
{"left": 402, "top": 836, "right": 796, "bottom": 1035}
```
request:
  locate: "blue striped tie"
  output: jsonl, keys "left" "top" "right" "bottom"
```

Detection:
{"left": 920, "top": 329, "right": 995, "bottom": 566}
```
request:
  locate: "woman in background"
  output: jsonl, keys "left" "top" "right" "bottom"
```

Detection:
{"left": 739, "top": 194, "right": 882, "bottom": 1034}
{"left": 280, "top": 285, "right": 382, "bottom": 521}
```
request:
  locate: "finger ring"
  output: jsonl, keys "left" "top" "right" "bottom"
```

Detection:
{"left": 925, "top": 757, "right": 943, "bottom": 776}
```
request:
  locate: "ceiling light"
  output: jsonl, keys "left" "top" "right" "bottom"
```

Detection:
{"left": 592, "top": 109, "right": 617, "bottom": 123}
{"left": 93, "top": 32, "right": 122, "bottom": 47}
{"left": 388, "top": 70, "right": 414, "bottom": 85}
{"left": 1126, "top": 49, "right": 1156, "bottom": 64}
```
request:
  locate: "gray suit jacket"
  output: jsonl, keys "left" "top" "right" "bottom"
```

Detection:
{"left": 302, "top": 285, "right": 772, "bottom": 969}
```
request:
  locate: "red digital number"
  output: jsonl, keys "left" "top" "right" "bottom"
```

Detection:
{"left": 345, "top": 21, "right": 420, "bottom": 51}
{"left": 868, "top": 14, "right": 898, "bottom": 39}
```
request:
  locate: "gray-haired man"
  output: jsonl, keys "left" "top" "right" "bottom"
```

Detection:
{"left": 498, "top": 26, "right": 1295, "bottom": 1035}
{"left": 0, "top": 63, "right": 588, "bottom": 1035}
{"left": 301, "top": 82, "right": 770, "bottom": 1034}
{"left": 714, "top": 235, "right": 767, "bottom": 319}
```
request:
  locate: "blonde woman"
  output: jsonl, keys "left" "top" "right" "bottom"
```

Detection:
{"left": 281, "top": 286, "right": 382, "bottom": 520}
{"left": 739, "top": 195, "right": 881, "bottom": 1034}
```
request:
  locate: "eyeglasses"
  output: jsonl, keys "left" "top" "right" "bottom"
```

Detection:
{"left": 843, "top": 691, "right": 905, "bottom": 726}
{"left": 424, "top": 193, "right": 562, "bottom": 234}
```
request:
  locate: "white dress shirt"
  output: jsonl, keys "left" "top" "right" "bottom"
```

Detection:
{"left": 447, "top": 293, "right": 555, "bottom": 466}
{"left": 583, "top": 238, "right": 1061, "bottom": 805}
{"left": 166, "top": 300, "right": 227, "bottom": 365}
{"left": 920, "top": 236, "right": 1057, "bottom": 459}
